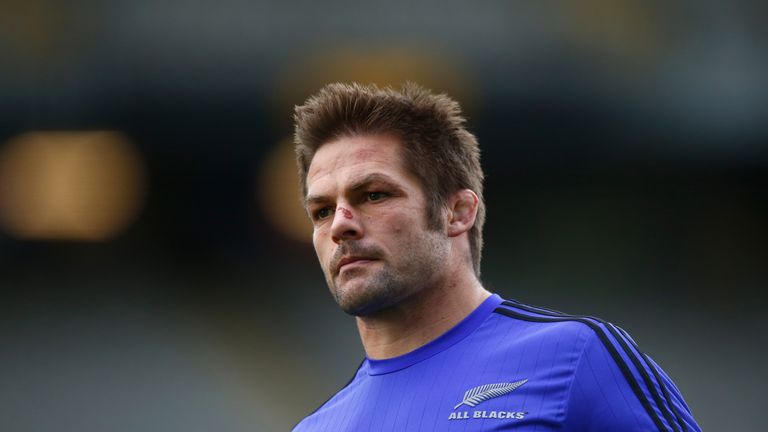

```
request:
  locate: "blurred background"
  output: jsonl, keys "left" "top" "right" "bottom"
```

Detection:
{"left": 1, "top": 0, "right": 766, "bottom": 430}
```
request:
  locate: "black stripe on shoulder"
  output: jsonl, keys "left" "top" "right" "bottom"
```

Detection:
{"left": 494, "top": 304, "right": 674, "bottom": 432}
{"left": 609, "top": 321, "right": 688, "bottom": 430}
{"left": 291, "top": 358, "right": 365, "bottom": 431}
{"left": 500, "top": 301, "right": 686, "bottom": 432}
{"left": 503, "top": 298, "right": 568, "bottom": 315}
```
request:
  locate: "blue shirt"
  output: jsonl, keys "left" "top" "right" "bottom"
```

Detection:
{"left": 293, "top": 294, "right": 700, "bottom": 431}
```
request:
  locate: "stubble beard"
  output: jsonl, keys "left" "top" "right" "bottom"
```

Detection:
{"left": 325, "top": 230, "right": 449, "bottom": 317}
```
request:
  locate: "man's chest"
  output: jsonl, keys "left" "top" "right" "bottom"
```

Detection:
{"left": 299, "top": 360, "right": 573, "bottom": 432}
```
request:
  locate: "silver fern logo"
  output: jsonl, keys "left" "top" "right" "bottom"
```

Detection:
{"left": 453, "top": 379, "right": 528, "bottom": 410}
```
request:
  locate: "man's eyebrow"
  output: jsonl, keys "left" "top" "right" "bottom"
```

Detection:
{"left": 304, "top": 194, "right": 328, "bottom": 209}
{"left": 304, "top": 173, "right": 401, "bottom": 208}
{"left": 347, "top": 173, "right": 400, "bottom": 192}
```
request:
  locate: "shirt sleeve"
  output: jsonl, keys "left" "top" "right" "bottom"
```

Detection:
{"left": 563, "top": 325, "right": 701, "bottom": 432}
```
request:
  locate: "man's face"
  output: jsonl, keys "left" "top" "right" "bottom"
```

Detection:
{"left": 305, "top": 134, "right": 449, "bottom": 316}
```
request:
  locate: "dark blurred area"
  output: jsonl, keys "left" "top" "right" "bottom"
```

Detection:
{"left": 1, "top": 1, "right": 766, "bottom": 430}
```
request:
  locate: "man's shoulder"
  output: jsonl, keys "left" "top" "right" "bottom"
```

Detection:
{"left": 491, "top": 297, "right": 700, "bottom": 431}
{"left": 488, "top": 297, "right": 616, "bottom": 345}
{"left": 485, "top": 297, "right": 637, "bottom": 373}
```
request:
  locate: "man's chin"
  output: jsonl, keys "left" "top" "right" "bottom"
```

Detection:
{"left": 333, "top": 285, "right": 388, "bottom": 317}
{"left": 339, "top": 299, "right": 390, "bottom": 317}
{"left": 334, "top": 286, "right": 407, "bottom": 317}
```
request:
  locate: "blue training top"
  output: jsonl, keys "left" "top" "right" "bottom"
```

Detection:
{"left": 293, "top": 294, "right": 700, "bottom": 431}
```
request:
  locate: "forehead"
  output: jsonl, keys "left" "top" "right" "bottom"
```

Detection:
{"left": 306, "top": 134, "right": 410, "bottom": 191}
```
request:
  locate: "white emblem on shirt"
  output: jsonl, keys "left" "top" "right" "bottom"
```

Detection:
{"left": 453, "top": 379, "right": 528, "bottom": 409}
{"left": 448, "top": 379, "right": 529, "bottom": 421}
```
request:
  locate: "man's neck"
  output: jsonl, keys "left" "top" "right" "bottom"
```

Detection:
{"left": 356, "top": 272, "right": 490, "bottom": 360}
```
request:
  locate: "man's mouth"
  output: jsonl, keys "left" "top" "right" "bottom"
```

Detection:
{"left": 337, "top": 256, "right": 375, "bottom": 274}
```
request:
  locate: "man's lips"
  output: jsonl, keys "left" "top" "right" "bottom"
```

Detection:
{"left": 336, "top": 256, "right": 375, "bottom": 274}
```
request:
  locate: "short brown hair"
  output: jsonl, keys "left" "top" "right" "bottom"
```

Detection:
{"left": 294, "top": 82, "right": 485, "bottom": 275}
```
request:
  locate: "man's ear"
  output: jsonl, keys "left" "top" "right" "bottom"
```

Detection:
{"left": 446, "top": 189, "right": 479, "bottom": 237}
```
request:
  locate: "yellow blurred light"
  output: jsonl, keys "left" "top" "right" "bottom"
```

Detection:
{"left": 0, "top": 131, "right": 146, "bottom": 241}
{"left": 258, "top": 137, "right": 312, "bottom": 243}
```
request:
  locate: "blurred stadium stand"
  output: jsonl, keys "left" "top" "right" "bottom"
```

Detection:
{"left": 0, "top": 0, "right": 766, "bottom": 430}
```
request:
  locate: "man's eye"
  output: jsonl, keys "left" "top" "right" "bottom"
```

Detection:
{"left": 315, "top": 208, "right": 332, "bottom": 220}
{"left": 367, "top": 192, "right": 386, "bottom": 201}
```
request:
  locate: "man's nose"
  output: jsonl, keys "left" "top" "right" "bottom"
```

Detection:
{"left": 330, "top": 206, "right": 362, "bottom": 244}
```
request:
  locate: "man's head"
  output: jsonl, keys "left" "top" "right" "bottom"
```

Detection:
{"left": 302, "top": 134, "right": 455, "bottom": 315}
{"left": 294, "top": 82, "right": 485, "bottom": 275}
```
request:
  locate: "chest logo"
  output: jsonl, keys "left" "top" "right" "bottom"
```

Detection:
{"left": 453, "top": 379, "right": 528, "bottom": 409}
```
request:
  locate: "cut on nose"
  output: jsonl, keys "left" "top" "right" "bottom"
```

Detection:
{"left": 338, "top": 207, "right": 353, "bottom": 219}
{"left": 330, "top": 208, "right": 362, "bottom": 243}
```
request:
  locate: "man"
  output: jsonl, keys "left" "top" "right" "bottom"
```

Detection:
{"left": 291, "top": 82, "right": 700, "bottom": 431}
